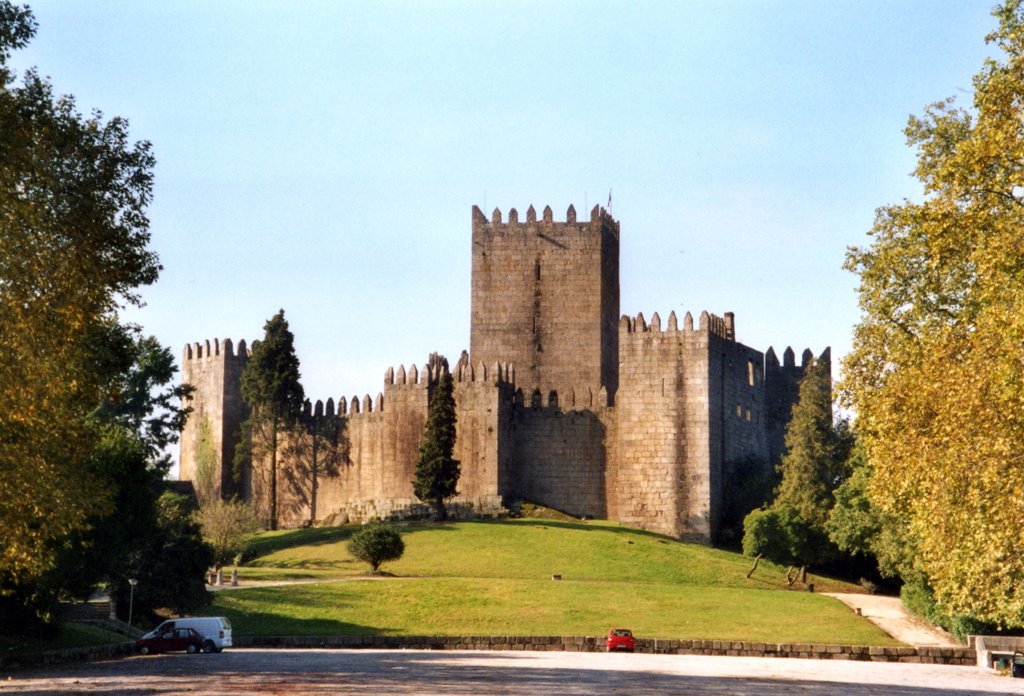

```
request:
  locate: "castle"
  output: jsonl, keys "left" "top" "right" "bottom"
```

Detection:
{"left": 179, "top": 204, "right": 827, "bottom": 542}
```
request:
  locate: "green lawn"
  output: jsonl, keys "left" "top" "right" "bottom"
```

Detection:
{"left": 210, "top": 518, "right": 898, "bottom": 646}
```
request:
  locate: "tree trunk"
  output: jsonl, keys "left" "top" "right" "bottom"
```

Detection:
{"left": 434, "top": 499, "right": 447, "bottom": 522}
{"left": 799, "top": 566, "right": 807, "bottom": 584}
{"left": 786, "top": 566, "right": 798, "bottom": 586}
{"left": 270, "top": 418, "right": 278, "bottom": 531}
{"left": 746, "top": 553, "right": 762, "bottom": 579}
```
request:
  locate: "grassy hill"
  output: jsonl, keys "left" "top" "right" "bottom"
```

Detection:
{"left": 210, "top": 517, "right": 898, "bottom": 645}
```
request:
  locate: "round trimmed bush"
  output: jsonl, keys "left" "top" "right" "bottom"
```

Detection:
{"left": 347, "top": 524, "right": 405, "bottom": 573}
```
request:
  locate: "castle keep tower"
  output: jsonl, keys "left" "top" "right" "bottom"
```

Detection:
{"left": 470, "top": 204, "right": 620, "bottom": 400}
{"left": 179, "top": 338, "right": 249, "bottom": 500}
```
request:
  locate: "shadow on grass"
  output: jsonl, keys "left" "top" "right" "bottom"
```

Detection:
{"left": 226, "top": 610, "right": 391, "bottom": 637}
{"left": 508, "top": 518, "right": 677, "bottom": 542}
{"left": 247, "top": 526, "right": 356, "bottom": 557}
{"left": 245, "top": 558, "right": 352, "bottom": 571}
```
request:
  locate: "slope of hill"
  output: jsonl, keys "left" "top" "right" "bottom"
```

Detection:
{"left": 209, "top": 518, "right": 897, "bottom": 645}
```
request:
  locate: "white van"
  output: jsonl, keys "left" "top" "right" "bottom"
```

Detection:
{"left": 145, "top": 616, "right": 232, "bottom": 652}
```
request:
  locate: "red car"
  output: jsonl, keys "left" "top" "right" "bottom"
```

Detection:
{"left": 606, "top": 628, "right": 636, "bottom": 652}
{"left": 136, "top": 626, "right": 206, "bottom": 655}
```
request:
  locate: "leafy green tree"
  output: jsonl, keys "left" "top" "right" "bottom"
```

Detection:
{"left": 94, "top": 335, "right": 194, "bottom": 473}
{"left": 413, "top": 357, "right": 460, "bottom": 521}
{"left": 194, "top": 416, "right": 219, "bottom": 505}
{"left": 742, "top": 505, "right": 816, "bottom": 577}
{"left": 843, "top": 0, "right": 1024, "bottom": 625}
{"left": 742, "top": 360, "right": 851, "bottom": 582}
{"left": 825, "top": 447, "right": 919, "bottom": 583}
{"left": 773, "top": 359, "right": 853, "bottom": 530}
{"left": 236, "top": 309, "right": 304, "bottom": 530}
{"left": 198, "top": 498, "right": 262, "bottom": 571}
{"left": 0, "top": 2, "right": 161, "bottom": 630}
{"left": 116, "top": 492, "right": 213, "bottom": 620}
{"left": 347, "top": 524, "right": 405, "bottom": 573}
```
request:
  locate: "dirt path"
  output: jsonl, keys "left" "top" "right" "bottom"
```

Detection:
{"left": 826, "top": 593, "right": 960, "bottom": 647}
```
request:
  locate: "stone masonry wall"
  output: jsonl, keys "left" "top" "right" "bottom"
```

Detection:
{"left": 231, "top": 634, "right": 977, "bottom": 665}
{"left": 179, "top": 338, "right": 249, "bottom": 500}
{"left": 614, "top": 311, "right": 699, "bottom": 538}
{"left": 469, "top": 204, "right": 619, "bottom": 398}
{"left": 763, "top": 346, "right": 829, "bottom": 468}
{"left": 706, "top": 329, "right": 769, "bottom": 533}
{"left": 265, "top": 362, "right": 510, "bottom": 528}
{"left": 508, "top": 393, "right": 611, "bottom": 519}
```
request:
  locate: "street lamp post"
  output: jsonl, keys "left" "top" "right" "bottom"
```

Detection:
{"left": 127, "top": 578, "right": 138, "bottom": 629}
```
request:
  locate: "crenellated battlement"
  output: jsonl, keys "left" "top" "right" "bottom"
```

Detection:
{"left": 183, "top": 337, "right": 250, "bottom": 361}
{"left": 471, "top": 203, "right": 619, "bottom": 236}
{"left": 513, "top": 384, "right": 609, "bottom": 410}
{"left": 619, "top": 310, "right": 735, "bottom": 341}
{"left": 383, "top": 363, "right": 429, "bottom": 387}
{"left": 765, "top": 345, "right": 831, "bottom": 369}
{"left": 454, "top": 361, "right": 515, "bottom": 385}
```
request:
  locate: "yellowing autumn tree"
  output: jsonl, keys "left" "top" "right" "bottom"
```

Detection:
{"left": 0, "top": 1, "right": 160, "bottom": 625}
{"left": 844, "top": 0, "right": 1024, "bottom": 626}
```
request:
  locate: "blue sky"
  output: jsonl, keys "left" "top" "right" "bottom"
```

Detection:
{"left": 13, "top": 1, "right": 998, "bottom": 409}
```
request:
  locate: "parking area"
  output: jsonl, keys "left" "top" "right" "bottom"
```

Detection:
{"left": 3, "top": 649, "right": 1023, "bottom": 695}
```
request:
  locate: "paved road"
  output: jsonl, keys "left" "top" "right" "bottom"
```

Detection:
{"left": 3, "top": 649, "right": 1022, "bottom": 695}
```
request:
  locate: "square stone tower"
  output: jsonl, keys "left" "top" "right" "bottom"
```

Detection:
{"left": 469, "top": 204, "right": 620, "bottom": 400}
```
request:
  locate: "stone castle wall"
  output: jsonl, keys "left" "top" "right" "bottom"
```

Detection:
{"left": 243, "top": 362, "right": 510, "bottom": 528}
{"left": 179, "top": 204, "right": 825, "bottom": 541}
{"left": 508, "top": 397, "right": 612, "bottom": 520}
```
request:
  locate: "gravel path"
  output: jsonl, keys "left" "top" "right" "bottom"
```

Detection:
{"left": 826, "top": 593, "right": 960, "bottom": 647}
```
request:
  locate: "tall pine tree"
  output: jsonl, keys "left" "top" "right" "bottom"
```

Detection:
{"left": 413, "top": 355, "right": 460, "bottom": 521}
{"left": 237, "top": 309, "right": 304, "bottom": 530}
{"left": 743, "top": 358, "right": 853, "bottom": 583}
{"left": 773, "top": 358, "right": 853, "bottom": 530}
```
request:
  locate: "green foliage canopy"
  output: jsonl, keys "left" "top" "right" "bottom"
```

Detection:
{"left": 742, "top": 359, "right": 850, "bottom": 573}
{"left": 347, "top": 523, "right": 405, "bottom": 573}
{"left": 413, "top": 361, "right": 460, "bottom": 521}
{"left": 119, "top": 493, "right": 213, "bottom": 619}
{"left": 198, "top": 498, "right": 262, "bottom": 570}
{"left": 237, "top": 309, "right": 304, "bottom": 529}
{"left": 843, "top": 0, "right": 1024, "bottom": 625}
{"left": 773, "top": 359, "right": 853, "bottom": 531}
{"left": 0, "top": 1, "right": 160, "bottom": 609}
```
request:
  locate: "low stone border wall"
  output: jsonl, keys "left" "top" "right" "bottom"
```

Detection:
{"left": 236, "top": 635, "right": 976, "bottom": 665}
{"left": 0, "top": 641, "right": 135, "bottom": 672}
{"left": 1, "top": 635, "right": 976, "bottom": 672}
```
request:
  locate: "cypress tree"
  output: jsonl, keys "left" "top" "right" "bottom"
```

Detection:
{"left": 238, "top": 309, "right": 304, "bottom": 530}
{"left": 413, "top": 356, "right": 460, "bottom": 521}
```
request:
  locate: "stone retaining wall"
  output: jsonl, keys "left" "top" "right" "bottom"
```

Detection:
{"left": 235, "top": 634, "right": 976, "bottom": 665}
{"left": 0, "top": 641, "right": 135, "bottom": 671}
{"left": 1, "top": 635, "right": 976, "bottom": 672}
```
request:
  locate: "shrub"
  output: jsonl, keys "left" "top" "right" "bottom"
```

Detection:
{"left": 347, "top": 524, "right": 405, "bottom": 573}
